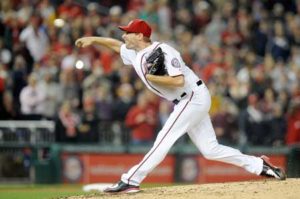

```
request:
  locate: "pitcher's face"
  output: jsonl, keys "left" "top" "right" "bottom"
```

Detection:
{"left": 122, "top": 32, "right": 141, "bottom": 50}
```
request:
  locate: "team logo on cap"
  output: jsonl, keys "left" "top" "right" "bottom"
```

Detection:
{"left": 171, "top": 58, "right": 180, "bottom": 68}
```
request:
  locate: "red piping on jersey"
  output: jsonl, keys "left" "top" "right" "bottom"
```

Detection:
{"left": 140, "top": 43, "right": 163, "bottom": 95}
{"left": 127, "top": 91, "right": 195, "bottom": 184}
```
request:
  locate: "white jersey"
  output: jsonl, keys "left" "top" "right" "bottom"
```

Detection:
{"left": 116, "top": 41, "right": 265, "bottom": 189}
{"left": 120, "top": 42, "right": 200, "bottom": 101}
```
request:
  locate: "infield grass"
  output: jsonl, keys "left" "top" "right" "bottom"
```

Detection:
{"left": 0, "top": 184, "right": 85, "bottom": 199}
{"left": 0, "top": 183, "right": 173, "bottom": 199}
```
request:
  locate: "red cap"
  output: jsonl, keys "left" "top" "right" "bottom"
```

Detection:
{"left": 119, "top": 19, "right": 152, "bottom": 38}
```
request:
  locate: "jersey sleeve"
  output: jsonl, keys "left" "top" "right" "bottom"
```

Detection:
{"left": 120, "top": 44, "right": 136, "bottom": 65}
{"left": 160, "top": 44, "right": 184, "bottom": 77}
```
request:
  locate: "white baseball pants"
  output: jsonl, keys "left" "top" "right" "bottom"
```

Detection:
{"left": 121, "top": 83, "right": 263, "bottom": 186}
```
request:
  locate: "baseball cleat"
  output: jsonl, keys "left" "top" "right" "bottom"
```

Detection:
{"left": 260, "top": 155, "right": 286, "bottom": 180}
{"left": 103, "top": 181, "right": 140, "bottom": 194}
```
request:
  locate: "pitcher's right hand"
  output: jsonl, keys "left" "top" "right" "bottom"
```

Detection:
{"left": 75, "top": 37, "right": 93, "bottom": 48}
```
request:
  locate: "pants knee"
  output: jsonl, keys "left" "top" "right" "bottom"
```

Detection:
{"left": 201, "top": 143, "right": 219, "bottom": 160}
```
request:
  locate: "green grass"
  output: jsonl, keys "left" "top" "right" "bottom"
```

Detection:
{"left": 0, "top": 183, "right": 176, "bottom": 199}
{"left": 0, "top": 184, "right": 86, "bottom": 199}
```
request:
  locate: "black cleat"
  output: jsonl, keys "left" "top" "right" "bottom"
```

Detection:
{"left": 103, "top": 181, "right": 140, "bottom": 194}
{"left": 260, "top": 155, "right": 286, "bottom": 180}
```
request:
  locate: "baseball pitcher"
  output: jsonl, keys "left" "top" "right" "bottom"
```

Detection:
{"left": 75, "top": 19, "right": 286, "bottom": 194}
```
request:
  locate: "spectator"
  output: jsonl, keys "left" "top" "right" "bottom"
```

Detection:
{"left": 270, "top": 59, "right": 296, "bottom": 93}
{"left": 192, "top": 0, "right": 212, "bottom": 33}
{"left": 250, "top": 66, "right": 269, "bottom": 98}
{"left": 221, "top": 18, "right": 244, "bottom": 49}
{"left": 105, "top": 5, "right": 124, "bottom": 39}
{"left": 290, "top": 23, "right": 300, "bottom": 47}
{"left": 95, "top": 84, "right": 113, "bottom": 121}
{"left": 55, "top": 101, "right": 80, "bottom": 143}
{"left": 83, "top": 66, "right": 104, "bottom": 92}
{"left": 10, "top": 55, "right": 28, "bottom": 106}
{"left": 286, "top": 98, "right": 300, "bottom": 145}
{"left": 113, "top": 83, "right": 135, "bottom": 121}
{"left": 261, "top": 88, "right": 276, "bottom": 117}
{"left": 267, "top": 103, "right": 287, "bottom": 146}
{"left": 175, "top": 8, "right": 193, "bottom": 32}
{"left": 39, "top": 72, "right": 63, "bottom": 119}
{"left": 157, "top": 0, "right": 171, "bottom": 34}
{"left": 240, "top": 94, "right": 266, "bottom": 145}
{"left": 19, "top": 73, "right": 45, "bottom": 120}
{"left": 125, "top": 92, "right": 157, "bottom": 145}
{"left": 0, "top": 90, "right": 17, "bottom": 120}
{"left": 16, "top": 0, "right": 33, "bottom": 26}
{"left": 277, "top": 89, "right": 290, "bottom": 114}
{"left": 57, "top": 0, "right": 84, "bottom": 20}
{"left": 1, "top": 11, "right": 22, "bottom": 48}
{"left": 38, "top": 54, "right": 60, "bottom": 80}
{"left": 260, "top": 53, "right": 275, "bottom": 75}
{"left": 112, "top": 83, "right": 135, "bottom": 144}
{"left": 204, "top": 13, "right": 226, "bottom": 47}
{"left": 212, "top": 98, "right": 239, "bottom": 145}
{"left": 99, "top": 47, "right": 115, "bottom": 74}
{"left": 59, "top": 70, "right": 80, "bottom": 108}
{"left": 201, "top": 49, "right": 224, "bottom": 82}
{"left": 190, "top": 34, "right": 211, "bottom": 70}
{"left": 143, "top": 89, "right": 160, "bottom": 113}
{"left": 38, "top": 0, "right": 56, "bottom": 25}
{"left": 269, "top": 21, "right": 290, "bottom": 62}
{"left": 138, "top": 2, "right": 159, "bottom": 27}
{"left": 19, "top": 14, "right": 49, "bottom": 63}
{"left": 236, "top": 50, "right": 258, "bottom": 85}
{"left": 227, "top": 72, "right": 250, "bottom": 109}
{"left": 51, "top": 31, "right": 72, "bottom": 61}
{"left": 78, "top": 95, "right": 100, "bottom": 143}
{"left": 252, "top": 20, "right": 269, "bottom": 57}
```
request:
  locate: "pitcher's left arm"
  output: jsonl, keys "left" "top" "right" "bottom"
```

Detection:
{"left": 145, "top": 74, "right": 184, "bottom": 87}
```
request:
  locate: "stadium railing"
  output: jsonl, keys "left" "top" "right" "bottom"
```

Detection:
{"left": 0, "top": 120, "right": 55, "bottom": 183}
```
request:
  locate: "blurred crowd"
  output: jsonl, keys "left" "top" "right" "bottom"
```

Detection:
{"left": 0, "top": 0, "right": 300, "bottom": 146}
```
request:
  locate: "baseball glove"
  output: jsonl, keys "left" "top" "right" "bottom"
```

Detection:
{"left": 146, "top": 47, "right": 167, "bottom": 76}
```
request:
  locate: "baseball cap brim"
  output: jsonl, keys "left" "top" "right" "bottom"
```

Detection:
{"left": 118, "top": 25, "right": 135, "bottom": 33}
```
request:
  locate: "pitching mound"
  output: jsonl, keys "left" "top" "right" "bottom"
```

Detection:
{"left": 68, "top": 178, "right": 299, "bottom": 199}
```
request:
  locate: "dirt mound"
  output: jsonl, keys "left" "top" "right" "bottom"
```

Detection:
{"left": 68, "top": 178, "right": 300, "bottom": 199}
